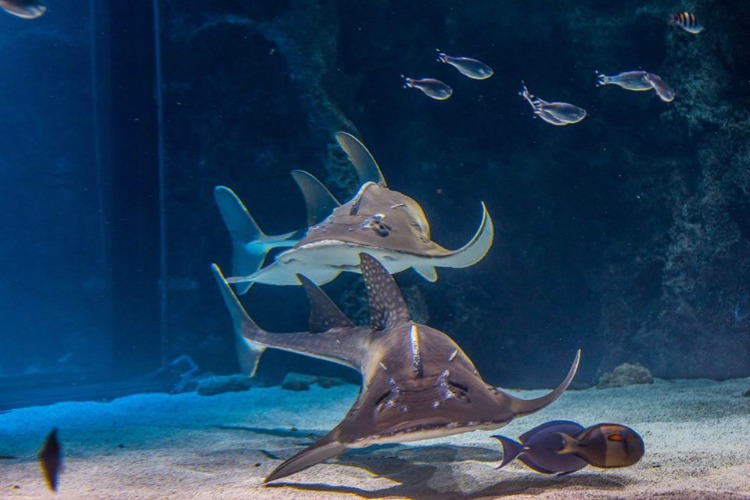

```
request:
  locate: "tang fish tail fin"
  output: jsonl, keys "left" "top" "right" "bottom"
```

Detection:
{"left": 211, "top": 263, "right": 268, "bottom": 377}
{"left": 265, "top": 432, "right": 348, "bottom": 483}
{"left": 492, "top": 435, "right": 525, "bottom": 469}
{"left": 556, "top": 432, "right": 580, "bottom": 455}
{"left": 508, "top": 349, "right": 581, "bottom": 417}
{"left": 290, "top": 170, "right": 340, "bottom": 226}
{"left": 214, "top": 186, "right": 300, "bottom": 294}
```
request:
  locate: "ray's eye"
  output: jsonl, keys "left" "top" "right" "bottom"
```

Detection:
{"left": 373, "top": 222, "right": 392, "bottom": 237}
{"left": 374, "top": 390, "right": 392, "bottom": 412}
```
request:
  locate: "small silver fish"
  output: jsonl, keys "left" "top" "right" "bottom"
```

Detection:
{"left": 643, "top": 72, "right": 675, "bottom": 102}
{"left": 519, "top": 84, "right": 587, "bottom": 126}
{"left": 669, "top": 11, "right": 704, "bottom": 34}
{"left": 436, "top": 51, "right": 494, "bottom": 80}
{"left": 597, "top": 70, "right": 674, "bottom": 103}
{"left": 401, "top": 76, "right": 453, "bottom": 101}
{"left": 596, "top": 70, "right": 653, "bottom": 91}
{"left": 0, "top": 0, "right": 45, "bottom": 19}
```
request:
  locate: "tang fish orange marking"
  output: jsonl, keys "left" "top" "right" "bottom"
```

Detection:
{"left": 436, "top": 51, "right": 494, "bottom": 80}
{"left": 519, "top": 84, "right": 587, "bottom": 126}
{"left": 669, "top": 11, "right": 704, "bottom": 34}
{"left": 597, "top": 71, "right": 675, "bottom": 102}
{"left": 401, "top": 76, "right": 453, "bottom": 100}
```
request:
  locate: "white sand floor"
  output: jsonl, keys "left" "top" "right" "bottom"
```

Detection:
{"left": 1, "top": 377, "right": 749, "bottom": 499}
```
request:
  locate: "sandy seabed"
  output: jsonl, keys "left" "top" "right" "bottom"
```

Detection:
{"left": 1, "top": 376, "right": 749, "bottom": 499}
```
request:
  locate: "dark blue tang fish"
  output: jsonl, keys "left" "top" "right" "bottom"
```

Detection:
{"left": 493, "top": 420, "right": 588, "bottom": 475}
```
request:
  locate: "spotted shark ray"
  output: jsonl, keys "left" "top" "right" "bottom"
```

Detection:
{"left": 211, "top": 253, "right": 580, "bottom": 483}
{"left": 216, "top": 132, "right": 494, "bottom": 292}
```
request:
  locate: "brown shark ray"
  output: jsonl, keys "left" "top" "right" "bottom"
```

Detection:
{"left": 218, "top": 132, "right": 494, "bottom": 290}
{"left": 211, "top": 253, "right": 580, "bottom": 483}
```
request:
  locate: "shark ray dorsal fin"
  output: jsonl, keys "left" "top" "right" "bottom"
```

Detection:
{"left": 296, "top": 274, "right": 354, "bottom": 333}
{"left": 290, "top": 170, "right": 341, "bottom": 226}
{"left": 335, "top": 131, "right": 387, "bottom": 187}
{"left": 359, "top": 253, "right": 411, "bottom": 330}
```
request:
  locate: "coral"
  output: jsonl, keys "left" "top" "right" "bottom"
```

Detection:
{"left": 597, "top": 363, "right": 654, "bottom": 389}
{"left": 195, "top": 374, "right": 253, "bottom": 396}
{"left": 281, "top": 372, "right": 318, "bottom": 391}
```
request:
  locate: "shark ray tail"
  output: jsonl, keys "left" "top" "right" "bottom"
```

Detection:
{"left": 492, "top": 435, "right": 525, "bottom": 469}
{"left": 508, "top": 349, "right": 581, "bottom": 417}
{"left": 214, "top": 186, "right": 300, "bottom": 294}
{"left": 211, "top": 263, "right": 268, "bottom": 377}
{"left": 265, "top": 432, "right": 348, "bottom": 483}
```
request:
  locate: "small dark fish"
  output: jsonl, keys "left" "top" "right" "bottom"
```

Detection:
{"left": 558, "top": 423, "right": 645, "bottom": 468}
{"left": 519, "top": 84, "right": 587, "bottom": 126}
{"left": 669, "top": 11, "right": 704, "bottom": 34}
{"left": 493, "top": 420, "right": 588, "bottom": 475}
{"left": 259, "top": 449, "right": 280, "bottom": 460}
{"left": 401, "top": 75, "right": 453, "bottom": 101}
{"left": 38, "top": 428, "right": 62, "bottom": 492}
{"left": 436, "top": 51, "right": 494, "bottom": 80}
{"left": 0, "top": 0, "right": 46, "bottom": 19}
{"left": 734, "top": 293, "right": 750, "bottom": 326}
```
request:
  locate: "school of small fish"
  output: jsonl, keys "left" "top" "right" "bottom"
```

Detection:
{"left": 402, "top": 9, "right": 704, "bottom": 124}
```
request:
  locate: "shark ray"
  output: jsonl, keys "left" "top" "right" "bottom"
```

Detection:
{"left": 211, "top": 253, "right": 580, "bottom": 483}
{"left": 220, "top": 132, "right": 494, "bottom": 289}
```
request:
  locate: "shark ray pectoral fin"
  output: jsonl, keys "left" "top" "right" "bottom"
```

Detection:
{"left": 434, "top": 202, "right": 494, "bottom": 269}
{"left": 507, "top": 349, "right": 581, "bottom": 417}
{"left": 413, "top": 265, "right": 438, "bottom": 282}
{"left": 214, "top": 186, "right": 300, "bottom": 294}
{"left": 335, "top": 132, "right": 387, "bottom": 187}
{"left": 211, "top": 263, "right": 268, "bottom": 377}
{"left": 359, "top": 253, "right": 411, "bottom": 330}
{"left": 265, "top": 432, "right": 349, "bottom": 483}
{"left": 296, "top": 274, "right": 355, "bottom": 332}
{"left": 290, "top": 170, "right": 341, "bottom": 226}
